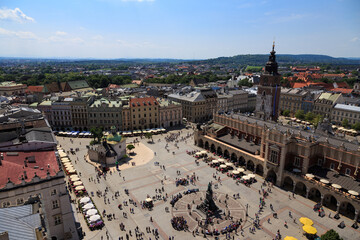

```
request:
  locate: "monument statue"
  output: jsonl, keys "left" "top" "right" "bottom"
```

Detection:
{"left": 197, "top": 182, "right": 218, "bottom": 216}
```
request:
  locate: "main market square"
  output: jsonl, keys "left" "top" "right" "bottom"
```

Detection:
{"left": 56, "top": 125, "right": 360, "bottom": 240}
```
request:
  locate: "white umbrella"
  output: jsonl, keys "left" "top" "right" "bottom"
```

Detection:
{"left": 248, "top": 174, "right": 256, "bottom": 178}
{"left": 348, "top": 190, "right": 359, "bottom": 196}
{"left": 68, "top": 169, "right": 76, "bottom": 174}
{"left": 70, "top": 176, "right": 80, "bottom": 182}
{"left": 225, "top": 162, "right": 234, "bottom": 166}
{"left": 83, "top": 203, "right": 94, "bottom": 210}
{"left": 70, "top": 175, "right": 79, "bottom": 180}
{"left": 232, "top": 170, "right": 240, "bottom": 175}
{"left": 200, "top": 151, "right": 207, "bottom": 155}
{"left": 80, "top": 197, "right": 90, "bottom": 204}
{"left": 145, "top": 198, "right": 153, "bottom": 202}
{"left": 75, "top": 186, "right": 85, "bottom": 191}
{"left": 242, "top": 176, "right": 250, "bottom": 180}
{"left": 86, "top": 209, "right": 98, "bottom": 216}
{"left": 218, "top": 159, "right": 225, "bottom": 163}
{"left": 61, "top": 158, "right": 70, "bottom": 163}
{"left": 219, "top": 164, "right": 227, "bottom": 169}
{"left": 332, "top": 184, "right": 342, "bottom": 189}
{"left": 237, "top": 168, "right": 245, "bottom": 172}
{"left": 320, "top": 179, "right": 329, "bottom": 184}
{"left": 306, "top": 174, "right": 315, "bottom": 179}
{"left": 63, "top": 163, "right": 73, "bottom": 167}
{"left": 73, "top": 181, "right": 83, "bottom": 186}
{"left": 212, "top": 160, "right": 219, "bottom": 164}
{"left": 89, "top": 214, "right": 101, "bottom": 222}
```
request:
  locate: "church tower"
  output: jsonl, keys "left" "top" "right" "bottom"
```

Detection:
{"left": 255, "top": 42, "right": 281, "bottom": 122}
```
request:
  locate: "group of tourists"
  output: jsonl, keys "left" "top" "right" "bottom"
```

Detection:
{"left": 171, "top": 216, "right": 188, "bottom": 231}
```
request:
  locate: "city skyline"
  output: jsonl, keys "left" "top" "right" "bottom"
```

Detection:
{"left": 0, "top": 0, "right": 359, "bottom": 59}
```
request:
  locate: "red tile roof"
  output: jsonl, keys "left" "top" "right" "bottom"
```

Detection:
{"left": 0, "top": 151, "right": 60, "bottom": 189}
{"left": 291, "top": 82, "right": 308, "bottom": 88}
{"left": 130, "top": 96, "right": 158, "bottom": 107}
{"left": 28, "top": 86, "right": 44, "bottom": 93}
{"left": 330, "top": 88, "right": 353, "bottom": 94}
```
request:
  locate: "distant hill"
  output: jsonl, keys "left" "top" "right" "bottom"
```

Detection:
{"left": 188, "top": 54, "right": 360, "bottom": 67}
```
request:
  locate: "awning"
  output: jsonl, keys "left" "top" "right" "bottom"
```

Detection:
{"left": 75, "top": 185, "right": 85, "bottom": 191}
{"left": 89, "top": 214, "right": 101, "bottom": 222}
{"left": 348, "top": 190, "right": 359, "bottom": 196}
{"left": 80, "top": 197, "right": 90, "bottom": 204}
{"left": 302, "top": 225, "right": 317, "bottom": 235}
{"left": 86, "top": 209, "right": 98, "bottom": 216}
{"left": 299, "top": 217, "right": 313, "bottom": 225}
{"left": 83, "top": 203, "right": 94, "bottom": 210}
{"left": 73, "top": 181, "right": 83, "bottom": 186}
{"left": 305, "top": 174, "right": 314, "bottom": 179}
{"left": 320, "top": 179, "right": 330, "bottom": 184}
{"left": 242, "top": 175, "right": 250, "bottom": 180}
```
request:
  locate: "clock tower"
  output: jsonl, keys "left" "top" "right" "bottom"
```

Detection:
{"left": 255, "top": 42, "right": 281, "bottom": 122}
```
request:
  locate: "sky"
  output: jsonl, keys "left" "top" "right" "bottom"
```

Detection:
{"left": 0, "top": 0, "right": 359, "bottom": 59}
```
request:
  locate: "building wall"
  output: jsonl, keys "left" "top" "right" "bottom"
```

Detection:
{"left": 159, "top": 104, "right": 182, "bottom": 128}
{"left": 129, "top": 97, "right": 159, "bottom": 130}
{"left": 0, "top": 175, "right": 79, "bottom": 240}
{"left": 88, "top": 99, "right": 122, "bottom": 131}
{"left": 331, "top": 108, "right": 360, "bottom": 125}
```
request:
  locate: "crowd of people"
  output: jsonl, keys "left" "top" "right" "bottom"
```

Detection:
{"left": 171, "top": 216, "right": 188, "bottom": 231}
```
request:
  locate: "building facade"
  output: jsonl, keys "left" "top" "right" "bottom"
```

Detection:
{"left": 331, "top": 104, "right": 360, "bottom": 125}
{"left": 129, "top": 96, "right": 159, "bottom": 130}
{"left": 280, "top": 88, "right": 309, "bottom": 114}
{"left": 51, "top": 100, "right": 72, "bottom": 131}
{"left": 313, "top": 93, "right": 344, "bottom": 117}
{"left": 88, "top": 98, "right": 122, "bottom": 131}
{"left": 168, "top": 88, "right": 217, "bottom": 123}
{"left": 158, "top": 98, "right": 182, "bottom": 128}
{"left": 0, "top": 82, "right": 27, "bottom": 96}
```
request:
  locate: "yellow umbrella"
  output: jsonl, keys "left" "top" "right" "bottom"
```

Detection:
{"left": 299, "top": 217, "right": 313, "bottom": 226}
{"left": 284, "top": 237, "right": 297, "bottom": 240}
{"left": 303, "top": 225, "right": 317, "bottom": 235}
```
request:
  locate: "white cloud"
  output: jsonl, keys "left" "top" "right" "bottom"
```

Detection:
{"left": 49, "top": 35, "right": 84, "bottom": 44}
{"left": 92, "top": 35, "right": 104, "bottom": 41}
{"left": 272, "top": 14, "right": 305, "bottom": 23}
{"left": 0, "top": 7, "right": 35, "bottom": 23}
{"left": 55, "top": 31, "right": 67, "bottom": 36}
{"left": 0, "top": 27, "right": 38, "bottom": 39}
{"left": 350, "top": 37, "right": 359, "bottom": 42}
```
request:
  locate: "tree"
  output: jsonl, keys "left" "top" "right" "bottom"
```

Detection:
{"left": 145, "top": 132, "right": 153, "bottom": 142}
{"left": 295, "top": 110, "right": 305, "bottom": 120}
{"left": 342, "top": 118, "right": 349, "bottom": 128}
{"left": 321, "top": 229, "right": 343, "bottom": 240}
{"left": 313, "top": 114, "right": 324, "bottom": 128}
{"left": 238, "top": 78, "right": 253, "bottom": 87}
{"left": 126, "top": 144, "right": 135, "bottom": 153}
{"left": 90, "top": 127, "right": 103, "bottom": 143}
{"left": 282, "top": 109, "right": 290, "bottom": 117}
{"left": 305, "top": 111, "right": 315, "bottom": 121}
{"left": 352, "top": 122, "right": 360, "bottom": 131}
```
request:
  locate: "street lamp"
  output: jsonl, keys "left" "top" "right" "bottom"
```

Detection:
{"left": 246, "top": 204, "right": 248, "bottom": 217}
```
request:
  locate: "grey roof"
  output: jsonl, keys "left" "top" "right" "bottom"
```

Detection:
{"left": 0, "top": 204, "right": 41, "bottom": 240}
{"left": 228, "top": 90, "right": 247, "bottom": 95}
{"left": 218, "top": 134, "right": 260, "bottom": 155}
{"left": 334, "top": 104, "right": 360, "bottom": 112}
{"left": 168, "top": 92, "right": 205, "bottom": 102}
{"left": 25, "top": 128, "right": 56, "bottom": 143}
{"left": 225, "top": 113, "right": 359, "bottom": 152}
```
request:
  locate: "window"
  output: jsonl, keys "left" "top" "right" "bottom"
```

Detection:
{"left": 317, "top": 158, "right": 324, "bottom": 167}
{"left": 54, "top": 215, "right": 62, "bottom": 225}
{"left": 269, "top": 150, "right": 278, "bottom": 164}
{"left": 52, "top": 200, "right": 59, "bottom": 209}
{"left": 2, "top": 202, "right": 10, "bottom": 208}
{"left": 51, "top": 189, "right": 57, "bottom": 196}
{"left": 16, "top": 198, "right": 24, "bottom": 205}
{"left": 330, "top": 163, "right": 335, "bottom": 170}
{"left": 294, "top": 157, "right": 301, "bottom": 167}
{"left": 345, "top": 168, "right": 351, "bottom": 176}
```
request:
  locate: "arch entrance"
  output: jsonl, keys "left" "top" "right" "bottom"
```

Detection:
{"left": 283, "top": 177, "right": 294, "bottom": 192}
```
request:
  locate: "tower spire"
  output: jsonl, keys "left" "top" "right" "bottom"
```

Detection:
{"left": 272, "top": 41, "right": 275, "bottom": 52}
